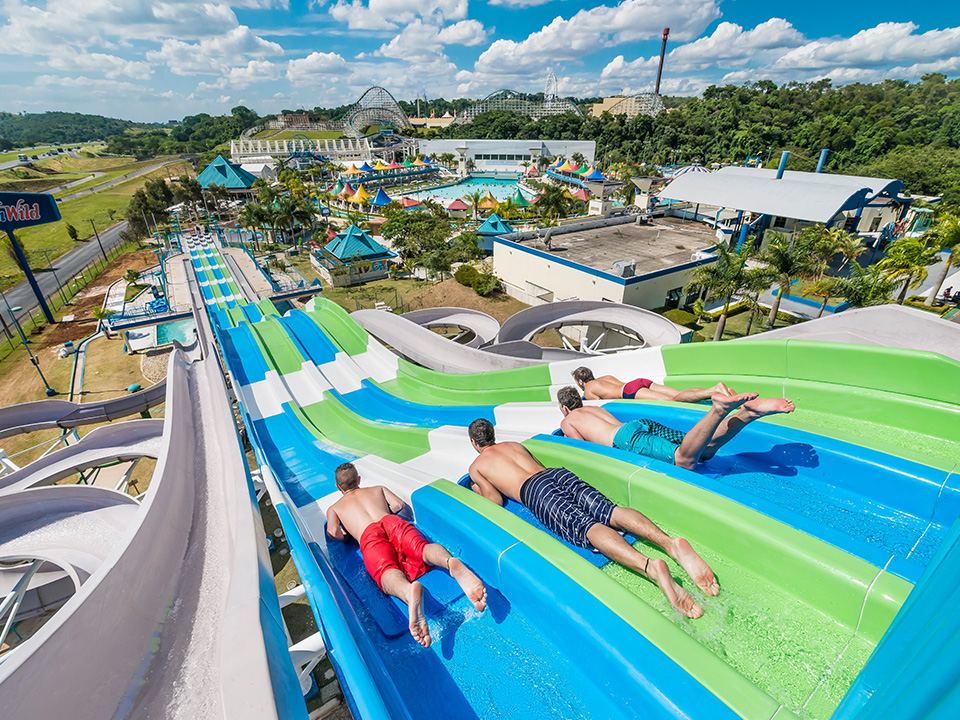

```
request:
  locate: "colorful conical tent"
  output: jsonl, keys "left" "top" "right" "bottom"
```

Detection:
{"left": 387, "top": 160, "right": 400, "bottom": 169}
{"left": 339, "top": 182, "right": 356, "bottom": 198}
{"left": 575, "top": 164, "right": 591, "bottom": 175}
{"left": 373, "top": 160, "right": 390, "bottom": 171}
{"left": 477, "top": 212, "right": 515, "bottom": 236}
{"left": 402, "top": 157, "right": 415, "bottom": 167}
{"left": 412, "top": 157, "right": 427, "bottom": 166}
{"left": 563, "top": 187, "right": 575, "bottom": 199}
{"left": 557, "top": 160, "right": 572, "bottom": 172}
{"left": 368, "top": 187, "right": 393, "bottom": 206}
{"left": 511, "top": 188, "right": 531, "bottom": 207}
{"left": 568, "top": 163, "right": 580, "bottom": 173}
{"left": 357, "top": 161, "right": 374, "bottom": 172}
{"left": 584, "top": 167, "right": 607, "bottom": 181}
{"left": 478, "top": 190, "right": 498, "bottom": 210}
{"left": 342, "top": 164, "right": 362, "bottom": 175}
{"left": 446, "top": 198, "right": 469, "bottom": 211}
{"left": 330, "top": 179, "right": 344, "bottom": 195}
{"left": 326, "top": 226, "right": 338, "bottom": 242}
{"left": 573, "top": 187, "right": 591, "bottom": 201}
{"left": 400, "top": 196, "right": 420, "bottom": 208}
{"left": 350, "top": 183, "right": 372, "bottom": 203}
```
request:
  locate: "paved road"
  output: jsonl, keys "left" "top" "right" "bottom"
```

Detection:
{"left": 58, "top": 159, "right": 181, "bottom": 203}
{"left": 0, "top": 221, "right": 130, "bottom": 340}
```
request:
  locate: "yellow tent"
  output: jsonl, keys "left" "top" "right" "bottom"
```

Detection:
{"left": 563, "top": 188, "right": 575, "bottom": 199}
{"left": 557, "top": 160, "right": 572, "bottom": 172}
{"left": 412, "top": 157, "right": 427, "bottom": 166}
{"left": 373, "top": 160, "right": 390, "bottom": 171}
{"left": 478, "top": 190, "right": 498, "bottom": 210}
{"left": 350, "top": 183, "right": 372, "bottom": 203}
{"left": 342, "top": 164, "right": 362, "bottom": 175}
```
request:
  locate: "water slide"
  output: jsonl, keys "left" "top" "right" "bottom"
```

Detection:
{"left": 0, "top": 290, "right": 307, "bottom": 718}
{"left": 401, "top": 307, "right": 500, "bottom": 347}
{"left": 213, "top": 290, "right": 960, "bottom": 720}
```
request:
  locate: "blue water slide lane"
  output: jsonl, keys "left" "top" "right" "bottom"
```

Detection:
{"left": 242, "top": 303, "right": 264, "bottom": 324}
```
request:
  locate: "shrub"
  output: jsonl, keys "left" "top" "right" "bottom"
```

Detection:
{"left": 472, "top": 272, "right": 500, "bottom": 296}
{"left": 454, "top": 265, "right": 480, "bottom": 287}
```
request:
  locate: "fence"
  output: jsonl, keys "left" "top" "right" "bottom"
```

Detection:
{"left": 346, "top": 287, "right": 425, "bottom": 315}
{"left": 0, "top": 239, "right": 143, "bottom": 364}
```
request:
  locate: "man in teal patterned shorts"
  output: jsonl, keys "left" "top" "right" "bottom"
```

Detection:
{"left": 556, "top": 386, "right": 795, "bottom": 470}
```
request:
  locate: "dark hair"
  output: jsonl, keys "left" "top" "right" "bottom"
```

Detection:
{"left": 335, "top": 462, "right": 359, "bottom": 491}
{"left": 557, "top": 386, "right": 583, "bottom": 410}
{"left": 468, "top": 418, "right": 496, "bottom": 448}
{"left": 572, "top": 367, "right": 594, "bottom": 387}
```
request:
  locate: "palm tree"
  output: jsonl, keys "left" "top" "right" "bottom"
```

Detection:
{"left": 741, "top": 265, "right": 777, "bottom": 335}
{"left": 762, "top": 232, "right": 816, "bottom": 329}
{"left": 91, "top": 307, "right": 117, "bottom": 325}
{"left": 687, "top": 240, "right": 758, "bottom": 341}
{"left": 537, "top": 184, "right": 570, "bottom": 220}
{"left": 803, "top": 277, "right": 837, "bottom": 319}
{"left": 123, "top": 269, "right": 141, "bottom": 285}
{"left": 923, "top": 213, "right": 960, "bottom": 305}
{"left": 238, "top": 203, "right": 265, "bottom": 252}
{"left": 831, "top": 262, "right": 898, "bottom": 308}
{"left": 464, "top": 190, "right": 483, "bottom": 220}
{"left": 878, "top": 235, "right": 940, "bottom": 304}
{"left": 498, "top": 198, "right": 518, "bottom": 220}
{"left": 832, "top": 227, "right": 866, "bottom": 272}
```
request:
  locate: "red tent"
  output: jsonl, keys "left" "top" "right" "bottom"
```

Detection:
{"left": 339, "top": 182, "right": 356, "bottom": 198}
{"left": 400, "top": 196, "right": 420, "bottom": 208}
{"left": 446, "top": 198, "right": 469, "bottom": 211}
{"left": 573, "top": 188, "right": 591, "bottom": 201}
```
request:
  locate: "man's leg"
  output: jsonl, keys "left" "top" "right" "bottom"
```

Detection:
{"left": 673, "top": 391, "right": 758, "bottom": 469}
{"left": 585, "top": 523, "right": 703, "bottom": 619}
{"left": 378, "top": 568, "right": 430, "bottom": 647}
{"left": 607, "top": 506, "right": 719, "bottom": 596}
{"left": 699, "top": 397, "right": 796, "bottom": 460}
{"left": 656, "top": 381, "right": 732, "bottom": 404}
{"left": 422, "top": 543, "right": 487, "bottom": 612}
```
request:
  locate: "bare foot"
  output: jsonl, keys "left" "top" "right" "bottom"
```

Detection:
{"left": 408, "top": 582, "right": 431, "bottom": 647}
{"left": 449, "top": 558, "right": 487, "bottom": 612}
{"left": 711, "top": 391, "right": 759, "bottom": 414}
{"left": 672, "top": 538, "right": 719, "bottom": 596}
{"left": 648, "top": 558, "right": 703, "bottom": 619}
{"left": 713, "top": 382, "right": 735, "bottom": 396}
{"left": 741, "top": 397, "right": 795, "bottom": 418}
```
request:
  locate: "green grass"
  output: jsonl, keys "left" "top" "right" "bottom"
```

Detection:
{"left": 123, "top": 283, "right": 150, "bottom": 302}
{"left": 0, "top": 161, "right": 192, "bottom": 285}
{"left": 320, "top": 277, "right": 437, "bottom": 312}
{"left": 0, "top": 146, "right": 57, "bottom": 163}
{"left": 251, "top": 129, "right": 343, "bottom": 140}
{"left": 660, "top": 306, "right": 801, "bottom": 342}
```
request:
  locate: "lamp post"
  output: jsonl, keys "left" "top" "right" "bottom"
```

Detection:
{"left": 87, "top": 219, "right": 108, "bottom": 264}
{"left": 8, "top": 304, "right": 56, "bottom": 396}
{"left": 31, "top": 247, "right": 69, "bottom": 306}
{"left": 0, "top": 284, "right": 28, "bottom": 344}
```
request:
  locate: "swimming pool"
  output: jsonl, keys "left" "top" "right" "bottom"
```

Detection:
{"left": 157, "top": 318, "right": 197, "bottom": 346}
{"left": 402, "top": 176, "right": 534, "bottom": 203}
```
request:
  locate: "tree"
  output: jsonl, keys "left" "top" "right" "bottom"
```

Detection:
{"left": 761, "top": 232, "right": 817, "bottom": 329}
{"left": 803, "top": 277, "right": 838, "bottom": 319}
{"left": 238, "top": 202, "right": 266, "bottom": 252}
{"left": 923, "top": 213, "right": 960, "bottom": 305}
{"left": 65, "top": 223, "right": 79, "bottom": 242}
{"left": 91, "top": 306, "right": 117, "bottom": 322}
{"left": 381, "top": 210, "right": 452, "bottom": 268}
{"left": 537, "top": 184, "right": 570, "bottom": 219}
{"left": 686, "top": 240, "right": 758, "bottom": 341}
{"left": 831, "top": 262, "right": 898, "bottom": 308}
{"left": 123, "top": 269, "right": 141, "bottom": 285}
{"left": 878, "top": 235, "right": 940, "bottom": 304}
{"left": 832, "top": 227, "right": 866, "bottom": 272}
{"left": 464, "top": 190, "right": 483, "bottom": 220}
{"left": 450, "top": 232, "right": 484, "bottom": 263}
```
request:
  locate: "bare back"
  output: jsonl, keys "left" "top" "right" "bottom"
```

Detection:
{"left": 560, "top": 406, "right": 623, "bottom": 446}
{"left": 327, "top": 486, "right": 404, "bottom": 540}
{"left": 469, "top": 442, "right": 545, "bottom": 504}
{"left": 583, "top": 375, "right": 625, "bottom": 400}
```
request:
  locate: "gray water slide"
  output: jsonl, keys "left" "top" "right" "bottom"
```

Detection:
{"left": 401, "top": 307, "right": 500, "bottom": 347}
{"left": 0, "top": 378, "right": 166, "bottom": 440}
{"left": 352, "top": 308, "right": 582, "bottom": 373}
{"left": 0, "top": 307, "right": 305, "bottom": 717}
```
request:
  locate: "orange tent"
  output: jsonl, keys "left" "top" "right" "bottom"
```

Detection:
{"left": 477, "top": 190, "right": 498, "bottom": 210}
{"left": 341, "top": 164, "right": 362, "bottom": 175}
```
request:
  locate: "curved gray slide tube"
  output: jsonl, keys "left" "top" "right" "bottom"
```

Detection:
{"left": 401, "top": 307, "right": 500, "bottom": 347}
{"left": 0, "top": 294, "right": 306, "bottom": 718}
{"left": 496, "top": 300, "right": 682, "bottom": 347}
{"left": 353, "top": 308, "right": 582, "bottom": 373}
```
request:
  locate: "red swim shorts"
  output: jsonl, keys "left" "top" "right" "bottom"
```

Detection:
{"left": 359, "top": 515, "right": 431, "bottom": 592}
{"left": 622, "top": 378, "right": 654, "bottom": 399}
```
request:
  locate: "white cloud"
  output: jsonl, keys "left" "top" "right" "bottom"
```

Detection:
{"left": 286, "top": 51, "right": 349, "bottom": 83}
{"left": 437, "top": 20, "right": 487, "bottom": 47}
{"left": 147, "top": 26, "right": 284, "bottom": 75}
{"left": 198, "top": 59, "right": 283, "bottom": 90}
{"left": 329, "top": 0, "right": 468, "bottom": 31}
{"left": 372, "top": 19, "right": 487, "bottom": 61}
{"left": 487, "top": 0, "right": 556, "bottom": 6}
{"left": 47, "top": 50, "right": 153, "bottom": 80}
{"left": 33, "top": 74, "right": 146, "bottom": 96}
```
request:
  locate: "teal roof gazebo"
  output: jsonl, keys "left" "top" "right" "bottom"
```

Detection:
{"left": 325, "top": 225, "right": 394, "bottom": 262}
{"left": 476, "top": 212, "right": 514, "bottom": 254}
{"left": 195, "top": 155, "right": 259, "bottom": 190}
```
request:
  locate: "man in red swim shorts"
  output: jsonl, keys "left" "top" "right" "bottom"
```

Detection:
{"left": 326, "top": 463, "right": 487, "bottom": 647}
{"left": 571, "top": 366, "right": 730, "bottom": 402}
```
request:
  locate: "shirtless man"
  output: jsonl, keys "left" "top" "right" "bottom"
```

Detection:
{"left": 572, "top": 366, "right": 727, "bottom": 403}
{"left": 326, "top": 463, "right": 487, "bottom": 647}
{"left": 557, "top": 386, "right": 795, "bottom": 470}
{"left": 467, "top": 419, "right": 718, "bottom": 618}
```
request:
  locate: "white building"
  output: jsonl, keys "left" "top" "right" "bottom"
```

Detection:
{"left": 492, "top": 217, "right": 718, "bottom": 310}
{"left": 416, "top": 139, "right": 595, "bottom": 174}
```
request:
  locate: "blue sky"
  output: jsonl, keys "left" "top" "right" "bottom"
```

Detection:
{"left": 1, "top": 0, "right": 958, "bottom": 122}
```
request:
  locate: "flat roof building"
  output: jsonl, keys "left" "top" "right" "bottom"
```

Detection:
{"left": 417, "top": 139, "right": 595, "bottom": 174}
{"left": 493, "top": 216, "right": 717, "bottom": 310}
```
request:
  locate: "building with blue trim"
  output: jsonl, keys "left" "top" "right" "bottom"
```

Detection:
{"left": 196, "top": 156, "right": 260, "bottom": 199}
{"left": 476, "top": 213, "right": 514, "bottom": 254}
{"left": 311, "top": 224, "right": 397, "bottom": 287}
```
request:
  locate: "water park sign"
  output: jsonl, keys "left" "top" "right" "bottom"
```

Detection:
{"left": 0, "top": 191, "right": 61, "bottom": 230}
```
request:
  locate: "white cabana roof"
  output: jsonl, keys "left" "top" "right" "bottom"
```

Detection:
{"left": 660, "top": 166, "right": 904, "bottom": 223}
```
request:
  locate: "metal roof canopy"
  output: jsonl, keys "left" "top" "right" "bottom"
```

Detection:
{"left": 660, "top": 166, "right": 904, "bottom": 223}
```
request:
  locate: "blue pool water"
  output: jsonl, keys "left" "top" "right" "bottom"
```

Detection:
{"left": 157, "top": 318, "right": 197, "bottom": 346}
{"left": 403, "top": 176, "right": 533, "bottom": 203}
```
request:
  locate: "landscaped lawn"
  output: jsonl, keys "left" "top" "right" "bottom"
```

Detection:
{"left": 662, "top": 306, "right": 802, "bottom": 342}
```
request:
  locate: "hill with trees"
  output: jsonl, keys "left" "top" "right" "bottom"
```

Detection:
{"left": 0, "top": 111, "right": 144, "bottom": 145}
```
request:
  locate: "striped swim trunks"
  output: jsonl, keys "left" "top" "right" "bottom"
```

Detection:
{"left": 519, "top": 467, "right": 616, "bottom": 549}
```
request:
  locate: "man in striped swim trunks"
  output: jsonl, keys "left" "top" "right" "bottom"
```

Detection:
{"left": 572, "top": 366, "right": 728, "bottom": 402}
{"left": 557, "top": 386, "right": 795, "bottom": 469}
{"left": 467, "top": 419, "right": 718, "bottom": 619}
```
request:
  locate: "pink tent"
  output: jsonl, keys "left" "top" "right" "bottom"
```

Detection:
{"left": 446, "top": 198, "right": 469, "bottom": 211}
{"left": 400, "top": 196, "right": 420, "bottom": 208}
{"left": 573, "top": 188, "right": 591, "bottom": 201}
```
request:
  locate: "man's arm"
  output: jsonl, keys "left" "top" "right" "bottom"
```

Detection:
{"left": 468, "top": 463, "right": 505, "bottom": 506}
{"left": 382, "top": 487, "right": 406, "bottom": 514}
{"left": 326, "top": 506, "right": 346, "bottom": 541}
